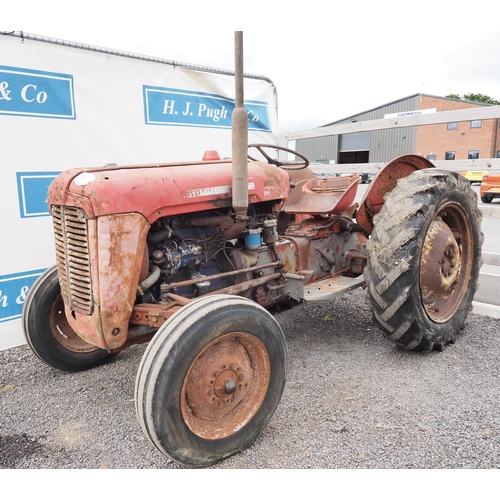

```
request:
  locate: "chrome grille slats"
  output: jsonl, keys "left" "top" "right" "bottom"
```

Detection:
{"left": 52, "top": 205, "right": 94, "bottom": 315}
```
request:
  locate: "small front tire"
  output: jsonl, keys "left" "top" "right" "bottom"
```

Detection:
{"left": 22, "top": 266, "right": 116, "bottom": 371}
{"left": 135, "top": 294, "right": 287, "bottom": 467}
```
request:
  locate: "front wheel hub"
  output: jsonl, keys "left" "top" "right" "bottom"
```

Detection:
{"left": 181, "top": 332, "right": 270, "bottom": 440}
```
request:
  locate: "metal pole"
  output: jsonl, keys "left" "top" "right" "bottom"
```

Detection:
{"left": 232, "top": 31, "right": 249, "bottom": 220}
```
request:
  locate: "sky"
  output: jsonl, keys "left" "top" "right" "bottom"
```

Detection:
{"left": 4, "top": 0, "right": 500, "bottom": 136}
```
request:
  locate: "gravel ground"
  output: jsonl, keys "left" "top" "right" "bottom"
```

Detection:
{"left": 1, "top": 287, "right": 499, "bottom": 469}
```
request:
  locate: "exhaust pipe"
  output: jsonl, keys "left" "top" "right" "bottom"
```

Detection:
{"left": 231, "top": 31, "right": 249, "bottom": 223}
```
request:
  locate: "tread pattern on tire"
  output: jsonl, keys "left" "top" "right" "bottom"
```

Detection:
{"left": 22, "top": 265, "right": 115, "bottom": 371}
{"left": 135, "top": 294, "right": 287, "bottom": 467}
{"left": 364, "top": 169, "right": 484, "bottom": 351}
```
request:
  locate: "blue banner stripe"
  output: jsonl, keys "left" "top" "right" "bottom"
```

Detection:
{"left": 16, "top": 172, "right": 60, "bottom": 218}
{"left": 143, "top": 86, "right": 271, "bottom": 132}
{"left": 0, "top": 269, "right": 46, "bottom": 323}
{"left": 0, "top": 65, "right": 76, "bottom": 119}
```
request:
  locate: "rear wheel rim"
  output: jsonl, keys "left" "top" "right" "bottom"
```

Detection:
{"left": 419, "top": 202, "right": 473, "bottom": 323}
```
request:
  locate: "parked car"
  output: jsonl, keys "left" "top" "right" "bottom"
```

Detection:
{"left": 465, "top": 170, "right": 487, "bottom": 184}
{"left": 359, "top": 173, "right": 372, "bottom": 184}
{"left": 480, "top": 171, "right": 500, "bottom": 203}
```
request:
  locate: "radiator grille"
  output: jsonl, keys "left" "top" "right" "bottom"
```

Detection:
{"left": 52, "top": 206, "right": 94, "bottom": 315}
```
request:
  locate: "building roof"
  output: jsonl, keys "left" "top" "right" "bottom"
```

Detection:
{"left": 321, "top": 93, "right": 492, "bottom": 127}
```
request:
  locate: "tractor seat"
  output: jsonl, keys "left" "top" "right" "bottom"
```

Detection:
{"left": 282, "top": 174, "right": 360, "bottom": 215}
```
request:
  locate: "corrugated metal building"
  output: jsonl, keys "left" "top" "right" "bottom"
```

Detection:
{"left": 295, "top": 94, "right": 498, "bottom": 164}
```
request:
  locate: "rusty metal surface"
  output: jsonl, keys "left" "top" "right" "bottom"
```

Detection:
{"left": 49, "top": 295, "right": 102, "bottom": 354}
{"left": 130, "top": 302, "right": 182, "bottom": 328}
{"left": 281, "top": 219, "right": 368, "bottom": 282}
{"left": 58, "top": 215, "right": 111, "bottom": 350}
{"left": 419, "top": 203, "right": 473, "bottom": 323}
{"left": 420, "top": 218, "right": 460, "bottom": 299}
{"left": 130, "top": 272, "right": 283, "bottom": 330}
{"left": 180, "top": 332, "right": 271, "bottom": 440}
{"left": 48, "top": 161, "right": 290, "bottom": 224}
{"left": 161, "top": 261, "right": 281, "bottom": 292}
{"left": 187, "top": 215, "right": 235, "bottom": 229}
{"left": 52, "top": 205, "right": 93, "bottom": 315}
{"left": 357, "top": 154, "right": 435, "bottom": 234}
{"left": 303, "top": 275, "right": 366, "bottom": 301}
{"left": 204, "top": 273, "right": 282, "bottom": 297}
{"left": 49, "top": 144, "right": 374, "bottom": 353}
{"left": 283, "top": 174, "right": 359, "bottom": 215}
{"left": 231, "top": 31, "right": 249, "bottom": 218}
{"left": 61, "top": 213, "right": 150, "bottom": 350}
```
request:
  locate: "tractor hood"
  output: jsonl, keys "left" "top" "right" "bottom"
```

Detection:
{"left": 48, "top": 160, "right": 290, "bottom": 222}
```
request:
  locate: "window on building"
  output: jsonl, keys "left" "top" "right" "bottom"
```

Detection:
{"left": 468, "top": 150, "right": 479, "bottom": 159}
{"left": 427, "top": 155, "right": 436, "bottom": 161}
{"left": 445, "top": 151, "right": 456, "bottom": 160}
{"left": 447, "top": 122, "right": 458, "bottom": 130}
{"left": 471, "top": 120, "right": 482, "bottom": 128}
{"left": 497, "top": 151, "right": 500, "bottom": 158}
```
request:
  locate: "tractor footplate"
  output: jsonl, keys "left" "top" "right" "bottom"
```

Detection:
{"left": 302, "top": 275, "right": 365, "bottom": 301}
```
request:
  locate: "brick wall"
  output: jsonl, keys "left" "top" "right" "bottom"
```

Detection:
{"left": 414, "top": 96, "right": 500, "bottom": 160}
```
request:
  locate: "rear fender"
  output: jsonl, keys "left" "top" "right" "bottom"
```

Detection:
{"left": 356, "top": 155, "right": 435, "bottom": 235}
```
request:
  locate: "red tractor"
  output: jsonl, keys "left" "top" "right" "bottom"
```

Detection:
{"left": 22, "top": 34, "right": 483, "bottom": 467}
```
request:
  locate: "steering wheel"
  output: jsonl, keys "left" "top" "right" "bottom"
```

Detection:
{"left": 248, "top": 144, "right": 310, "bottom": 170}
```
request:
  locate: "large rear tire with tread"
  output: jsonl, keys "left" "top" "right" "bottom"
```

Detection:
{"left": 364, "top": 169, "right": 483, "bottom": 351}
{"left": 135, "top": 294, "right": 287, "bottom": 467}
{"left": 22, "top": 266, "right": 116, "bottom": 371}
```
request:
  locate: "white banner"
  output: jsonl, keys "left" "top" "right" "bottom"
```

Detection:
{"left": 0, "top": 33, "right": 278, "bottom": 349}
{"left": 384, "top": 108, "right": 437, "bottom": 119}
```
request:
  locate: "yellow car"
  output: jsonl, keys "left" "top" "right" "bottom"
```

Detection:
{"left": 465, "top": 170, "right": 487, "bottom": 184}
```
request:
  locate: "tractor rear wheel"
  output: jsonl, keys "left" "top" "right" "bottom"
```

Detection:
{"left": 135, "top": 294, "right": 287, "bottom": 467}
{"left": 22, "top": 266, "right": 116, "bottom": 371}
{"left": 364, "top": 169, "right": 483, "bottom": 351}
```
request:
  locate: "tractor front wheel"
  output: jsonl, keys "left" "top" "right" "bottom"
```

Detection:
{"left": 364, "top": 169, "right": 483, "bottom": 351}
{"left": 22, "top": 266, "right": 116, "bottom": 371}
{"left": 135, "top": 294, "right": 287, "bottom": 467}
